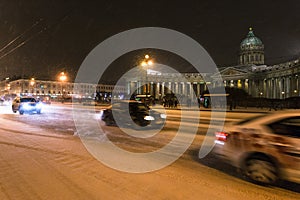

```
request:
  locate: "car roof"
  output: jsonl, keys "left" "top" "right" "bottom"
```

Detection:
{"left": 236, "top": 111, "right": 300, "bottom": 126}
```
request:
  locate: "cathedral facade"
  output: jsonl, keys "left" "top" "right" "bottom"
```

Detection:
{"left": 125, "top": 28, "right": 300, "bottom": 101}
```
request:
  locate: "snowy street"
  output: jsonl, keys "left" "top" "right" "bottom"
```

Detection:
{"left": 0, "top": 103, "right": 299, "bottom": 200}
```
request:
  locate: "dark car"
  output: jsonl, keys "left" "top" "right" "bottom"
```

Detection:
{"left": 12, "top": 96, "right": 42, "bottom": 115}
{"left": 101, "top": 101, "right": 166, "bottom": 128}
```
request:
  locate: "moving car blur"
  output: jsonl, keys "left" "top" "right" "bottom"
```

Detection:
{"left": 101, "top": 100, "right": 166, "bottom": 128}
{"left": 213, "top": 111, "right": 300, "bottom": 185}
{"left": 12, "top": 96, "right": 42, "bottom": 115}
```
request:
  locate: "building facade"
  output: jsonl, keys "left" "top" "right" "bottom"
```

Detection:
{"left": 2, "top": 28, "right": 299, "bottom": 102}
{"left": 0, "top": 78, "right": 126, "bottom": 101}
{"left": 125, "top": 28, "right": 300, "bottom": 100}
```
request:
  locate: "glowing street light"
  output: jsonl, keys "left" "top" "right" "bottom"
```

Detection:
{"left": 59, "top": 72, "right": 67, "bottom": 82}
{"left": 5, "top": 77, "right": 10, "bottom": 94}
{"left": 30, "top": 78, "right": 35, "bottom": 86}
{"left": 147, "top": 60, "right": 153, "bottom": 66}
{"left": 30, "top": 78, "right": 35, "bottom": 94}
{"left": 281, "top": 91, "right": 285, "bottom": 99}
{"left": 140, "top": 55, "right": 153, "bottom": 95}
{"left": 58, "top": 72, "right": 67, "bottom": 98}
{"left": 141, "top": 61, "right": 147, "bottom": 67}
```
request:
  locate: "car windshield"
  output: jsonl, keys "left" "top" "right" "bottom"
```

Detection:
{"left": 112, "top": 102, "right": 149, "bottom": 110}
{"left": 21, "top": 98, "right": 35, "bottom": 103}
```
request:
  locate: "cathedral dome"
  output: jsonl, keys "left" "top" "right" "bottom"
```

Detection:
{"left": 238, "top": 28, "right": 264, "bottom": 65}
{"left": 240, "top": 28, "right": 263, "bottom": 49}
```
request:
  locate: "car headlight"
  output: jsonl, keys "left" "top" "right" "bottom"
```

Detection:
{"left": 144, "top": 116, "right": 155, "bottom": 121}
{"left": 160, "top": 114, "right": 167, "bottom": 119}
{"left": 22, "top": 103, "right": 30, "bottom": 110}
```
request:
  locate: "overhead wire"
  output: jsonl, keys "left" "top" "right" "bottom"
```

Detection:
{"left": 0, "top": 9, "right": 73, "bottom": 61}
{"left": 0, "top": 18, "right": 43, "bottom": 55}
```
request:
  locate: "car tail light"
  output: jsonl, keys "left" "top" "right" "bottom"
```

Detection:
{"left": 215, "top": 131, "right": 229, "bottom": 142}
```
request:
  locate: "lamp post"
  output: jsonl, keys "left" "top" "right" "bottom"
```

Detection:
{"left": 5, "top": 77, "right": 10, "bottom": 94}
{"left": 140, "top": 54, "right": 153, "bottom": 95}
{"left": 30, "top": 78, "right": 35, "bottom": 95}
{"left": 281, "top": 91, "right": 285, "bottom": 99}
{"left": 59, "top": 72, "right": 67, "bottom": 95}
{"left": 59, "top": 72, "right": 67, "bottom": 102}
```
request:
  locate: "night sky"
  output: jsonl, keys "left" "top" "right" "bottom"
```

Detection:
{"left": 0, "top": 0, "right": 300, "bottom": 83}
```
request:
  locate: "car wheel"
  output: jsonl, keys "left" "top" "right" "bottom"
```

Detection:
{"left": 37, "top": 109, "right": 41, "bottom": 114}
{"left": 19, "top": 110, "right": 24, "bottom": 115}
{"left": 243, "top": 156, "right": 278, "bottom": 185}
{"left": 13, "top": 110, "right": 17, "bottom": 113}
{"left": 105, "top": 119, "right": 116, "bottom": 126}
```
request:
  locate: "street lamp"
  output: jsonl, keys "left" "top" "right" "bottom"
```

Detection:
{"left": 5, "top": 77, "right": 10, "bottom": 94}
{"left": 281, "top": 91, "right": 285, "bottom": 99}
{"left": 59, "top": 72, "right": 67, "bottom": 96}
{"left": 140, "top": 54, "right": 153, "bottom": 95}
{"left": 30, "top": 78, "right": 35, "bottom": 95}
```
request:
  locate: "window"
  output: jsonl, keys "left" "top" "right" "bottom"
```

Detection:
{"left": 268, "top": 116, "right": 300, "bottom": 138}
{"left": 21, "top": 98, "right": 36, "bottom": 103}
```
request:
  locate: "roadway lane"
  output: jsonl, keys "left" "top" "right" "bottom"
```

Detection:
{"left": 0, "top": 103, "right": 299, "bottom": 199}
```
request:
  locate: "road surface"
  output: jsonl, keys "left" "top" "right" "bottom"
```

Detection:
{"left": 0, "top": 103, "right": 299, "bottom": 199}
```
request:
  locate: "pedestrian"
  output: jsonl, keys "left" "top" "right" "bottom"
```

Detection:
{"left": 269, "top": 100, "right": 277, "bottom": 111}
{"left": 174, "top": 98, "right": 178, "bottom": 108}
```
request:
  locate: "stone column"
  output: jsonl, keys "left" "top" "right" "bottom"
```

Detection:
{"left": 296, "top": 75, "right": 300, "bottom": 96}
{"left": 168, "top": 82, "right": 172, "bottom": 94}
{"left": 272, "top": 78, "right": 274, "bottom": 99}
{"left": 161, "top": 82, "right": 165, "bottom": 97}
{"left": 127, "top": 81, "right": 131, "bottom": 95}
{"left": 137, "top": 81, "right": 141, "bottom": 94}
{"left": 266, "top": 79, "right": 270, "bottom": 98}
{"left": 286, "top": 77, "right": 290, "bottom": 98}
{"left": 263, "top": 79, "right": 266, "bottom": 97}
{"left": 155, "top": 83, "right": 160, "bottom": 99}
{"left": 175, "top": 82, "right": 179, "bottom": 94}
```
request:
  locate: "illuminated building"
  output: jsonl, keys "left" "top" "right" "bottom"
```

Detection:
{"left": 125, "top": 28, "right": 300, "bottom": 100}
{"left": 0, "top": 78, "right": 125, "bottom": 101}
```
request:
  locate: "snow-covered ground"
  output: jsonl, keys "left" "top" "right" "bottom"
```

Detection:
{"left": 0, "top": 103, "right": 299, "bottom": 199}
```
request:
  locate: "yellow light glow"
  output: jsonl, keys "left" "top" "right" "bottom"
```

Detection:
{"left": 59, "top": 72, "right": 67, "bottom": 82}
{"left": 30, "top": 78, "right": 35, "bottom": 86}
{"left": 141, "top": 61, "right": 147, "bottom": 67}
{"left": 147, "top": 60, "right": 153, "bottom": 65}
{"left": 145, "top": 54, "right": 149, "bottom": 59}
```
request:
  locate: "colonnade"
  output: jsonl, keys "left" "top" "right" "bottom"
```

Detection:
{"left": 249, "top": 75, "right": 299, "bottom": 99}
{"left": 127, "top": 80, "right": 207, "bottom": 101}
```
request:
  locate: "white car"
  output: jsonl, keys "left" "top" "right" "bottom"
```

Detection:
{"left": 12, "top": 96, "right": 42, "bottom": 115}
{"left": 213, "top": 111, "right": 300, "bottom": 185}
